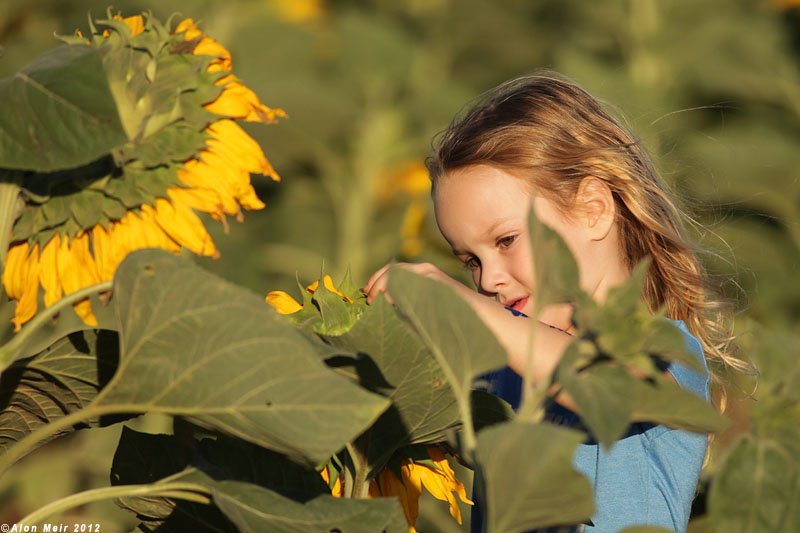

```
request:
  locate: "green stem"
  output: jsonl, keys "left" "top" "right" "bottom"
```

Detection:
{"left": 0, "top": 403, "right": 142, "bottom": 478}
{"left": 0, "top": 280, "right": 113, "bottom": 370}
{"left": 518, "top": 300, "right": 546, "bottom": 421}
{"left": 0, "top": 179, "right": 23, "bottom": 273}
{"left": 458, "top": 395, "right": 478, "bottom": 462}
{"left": 347, "top": 436, "right": 371, "bottom": 499}
{"left": 18, "top": 482, "right": 212, "bottom": 527}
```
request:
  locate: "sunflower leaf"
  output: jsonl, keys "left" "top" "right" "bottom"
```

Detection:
{"left": 0, "top": 330, "right": 123, "bottom": 459}
{"left": 387, "top": 267, "right": 507, "bottom": 416}
{"left": 212, "top": 480, "right": 408, "bottom": 533}
{"left": 110, "top": 426, "right": 406, "bottom": 532}
{"left": 0, "top": 44, "right": 128, "bottom": 172}
{"left": 323, "top": 295, "right": 460, "bottom": 475}
{"left": 476, "top": 421, "right": 594, "bottom": 531}
{"left": 96, "top": 249, "right": 390, "bottom": 466}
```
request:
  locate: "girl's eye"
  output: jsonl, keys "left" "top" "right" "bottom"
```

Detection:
{"left": 463, "top": 256, "right": 481, "bottom": 271}
{"left": 498, "top": 235, "right": 516, "bottom": 248}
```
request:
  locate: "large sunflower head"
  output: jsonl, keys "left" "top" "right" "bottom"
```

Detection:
{"left": 1, "top": 11, "right": 284, "bottom": 331}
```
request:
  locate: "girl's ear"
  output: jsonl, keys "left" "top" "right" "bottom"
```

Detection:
{"left": 575, "top": 177, "right": 616, "bottom": 241}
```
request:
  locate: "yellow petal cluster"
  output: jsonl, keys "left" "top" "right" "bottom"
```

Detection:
{"left": 372, "top": 160, "right": 431, "bottom": 258}
{"left": 366, "top": 447, "right": 472, "bottom": 532}
{"left": 266, "top": 274, "right": 351, "bottom": 314}
{"left": 268, "top": 0, "right": 325, "bottom": 23}
{"left": 319, "top": 464, "right": 344, "bottom": 498}
{"left": 2, "top": 14, "right": 282, "bottom": 331}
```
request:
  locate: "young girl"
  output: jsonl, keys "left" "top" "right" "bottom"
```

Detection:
{"left": 364, "top": 73, "right": 742, "bottom": 532}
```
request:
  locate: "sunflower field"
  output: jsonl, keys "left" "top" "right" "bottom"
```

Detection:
{"left": 0, "top": 1, "right": 799, "bottom": 532}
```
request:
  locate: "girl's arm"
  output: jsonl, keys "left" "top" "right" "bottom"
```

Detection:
{"left": 364, "top": 263, "right": 577, "bottom": 408}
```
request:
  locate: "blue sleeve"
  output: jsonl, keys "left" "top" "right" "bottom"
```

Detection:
{"left": 666, "top": 320, "right": 710, "bottom": 402}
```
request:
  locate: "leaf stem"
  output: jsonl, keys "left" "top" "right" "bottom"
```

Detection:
{"left": 0, "top": 280, "right": 113, "bottom": 370}
{"left": 0, "top": 403, "right": 140, "bottom": 478}
{"left": 18, "top": 482, "right": 212, "bottom": 527}
{"left": 519, "top": 299, "right": 546, "bottom": 421}
{"left": 0, "top": 180, "right": 23, "bottom": 273}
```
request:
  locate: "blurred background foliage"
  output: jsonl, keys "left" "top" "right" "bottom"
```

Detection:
{"left": 1, "top": 0, "right": 799, "bottom": 531}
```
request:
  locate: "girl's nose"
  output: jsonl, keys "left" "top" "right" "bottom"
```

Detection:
{"left": 477, "top": 259, "right": 506, "bottom": 296}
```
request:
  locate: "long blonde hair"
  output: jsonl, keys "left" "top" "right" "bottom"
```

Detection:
{"left": 426, "top": 73, "right": 753, "bottom": 410}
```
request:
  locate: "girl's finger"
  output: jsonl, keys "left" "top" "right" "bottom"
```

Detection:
{"left": 364, "top": 263, "right": 392, "bottom": 294}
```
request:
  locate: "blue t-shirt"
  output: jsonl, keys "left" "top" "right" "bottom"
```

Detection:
{"left": 471, "top": 317, "right": 709, "bottom": 533}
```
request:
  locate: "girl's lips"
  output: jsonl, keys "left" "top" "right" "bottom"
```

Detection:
{"left": 511, "top": 296, "right": 529, "bottom": 312}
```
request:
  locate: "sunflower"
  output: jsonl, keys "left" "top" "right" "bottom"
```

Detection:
{"left": 1, "top": 13, "right": 283, "bottom": 332}
{"left": 367, "top": 447, "right": 473, "bottom": 532}
{"left": 266, "top": 274, "right": 351, "bottom": 315}
{"left": 372, "top": 160, "right": 431, "bottom": 258}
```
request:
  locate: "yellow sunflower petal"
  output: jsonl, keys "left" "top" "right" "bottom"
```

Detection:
{"left": 319, "top": 465, "right": 344, "bottom": 498}
{"left": 56, "top": 232, "right": 100, "bottom": 327}
{"left": 194, "top": 36, "right": 232, "bottom": 72}
{"left": 371, "top": 464, "right": 420, "bottom": 533}
{"left": 148, "top": 199, "right": 218, "bottom": 258}
{"left": 103, "top": 15, "right": 145, "bottom": 38}
{"left": 92, "top": 224, "right": 122, "bottom": 282}
{"left": 3, "top": 242, "right": 40, "bottom": 332}
{"left": 205, "top": 75, "right": 288, "bottom": 124}
{"left": 174, "top": 18, "right": 202, "bottom": 40}
{"left": 266, "top": 291, "right": 303, "bottom": 314}
{"left": 39, "top": 235, "right": 63, "bottom": 308}
{"left": 167, "top": 186, "right": 226, "bottom": 222}
{"left": 199, "top": 148, "right": 267, "bottom": 211}
{"left": 305, "top": 275, "right": 352, "bottom": 302}
{"left": 206, "top": 119, "right": 279, "bottom": 180}
{"left": 177, "top": 159, "right": 240, "bottom": 215}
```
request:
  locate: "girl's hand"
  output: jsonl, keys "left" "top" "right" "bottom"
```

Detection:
{"left": 363, "top": 262, "right": 466, "bottom": 305}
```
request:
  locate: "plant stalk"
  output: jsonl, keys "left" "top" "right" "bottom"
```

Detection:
{"left": 18, "top": 482, "right": 212, "bottom": 527}
{"left": 0, "top": 403, "right": 141, "bottom": 478}
{"left": 0, "top": 179, "right": 23, "bottom": 274}
{"left": 0, "top": 280, "right": 114, "bottom": 371}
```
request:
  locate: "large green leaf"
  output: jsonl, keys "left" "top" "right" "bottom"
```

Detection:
{"left": 111, "top": 426, "right": 406, "bottom": 533}
{"left": 212, "top": 480, "right": 408, "bottom": 533}
{"left": 386, "top": 268, "right": 507, "bottom": 411}
{"left": 111, "top": 426, "right": 330, "bottom": 531}
{"left": 0, "top": 330, "right": 120, "bottom": 456}
{"left": 476, "top": 421, "right": 594, "bottom": 532}
{"left": 0, "top": 290, "right": 117, "bottom": 369}
{"left": 93, "top": 249, "right": 389, "bottom": 466}
{"left": 709, "top": 436, "right": 800, "bottom": 532}
{"left": 0, "top": 44, "right": 127, "bottom": 172}
{"left": 557, "top": 346, "right": 636, "bottom": 449}
{"left": 527, "top": 206, "right": 582, "bottom": 308}
{"left": 324, "top": 295, "right": 460, "bottom": 473}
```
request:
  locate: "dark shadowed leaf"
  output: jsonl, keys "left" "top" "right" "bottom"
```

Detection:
{"left": 387, "top": 268, "right": 507, "bottom": 411}
{"left": 471, "top": 389, "right": 515, "bottom": 433}
{"left": 0, "top": 44, "right": 127, "bottom": 172}
{"left": 212, "top": 480, "right": 408, "bottom": 533}
{"left": 476, "top": 421, "right": 594, "bottom": 532}
{"left": 95, "top": 249, "right": 389, "bottom": 466}
{"left": 0, "top": 330, "right": 120, "bottom": 457}
{"left": 324, "top": 295, "right": 460, "bottom": 473}
{"left": 111, "top": 426, "right": 331, "bottom": 531}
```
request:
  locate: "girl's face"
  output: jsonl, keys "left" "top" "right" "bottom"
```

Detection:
{"left": 434, "top": 164, "right": 587, "bottom": 317}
